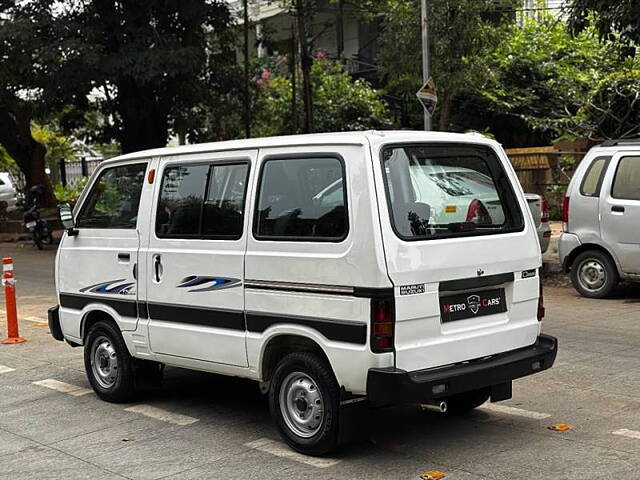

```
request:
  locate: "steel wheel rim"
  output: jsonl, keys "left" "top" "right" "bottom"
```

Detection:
{"left": 90, "top": 335, "right": 119, "bottom": 389}
{"left": 279, "top": 371, "right": 324, "bottom": 438}
{"left": 578, "top": 259, "right": 606, "bottom": 292}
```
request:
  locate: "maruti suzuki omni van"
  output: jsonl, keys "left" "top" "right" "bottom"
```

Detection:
{"left": 49, "top": 131, "right": 557, "bottom": 455}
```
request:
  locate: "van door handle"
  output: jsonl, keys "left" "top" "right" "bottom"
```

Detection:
{"left": 132, "top": 263, "right": 137, "bottom": 280}
{"left": 612, "top": 205, "right": 625, "bottom": 213}
{"left": 118, "top": 252, "right": 130, "bottom": 262}
{"left": 153, "top": 254, "right": 163, "bottom": 282}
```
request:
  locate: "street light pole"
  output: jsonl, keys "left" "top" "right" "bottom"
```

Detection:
{"left": 421, "top": 0, "right": 431, "bottom": 131}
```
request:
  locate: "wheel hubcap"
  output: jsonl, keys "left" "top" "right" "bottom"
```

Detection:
{"left": 578, "top": 259, "right": 606, "bottom": 291}
{"left": 90, "top": 336, "right": 119, "bottom": 389}
{"left": 279, "top": 372, "right": 324, "bottom": 438}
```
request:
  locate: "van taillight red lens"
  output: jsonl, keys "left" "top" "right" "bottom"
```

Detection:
{"left": 537, "top": 278, "right": 545, "bottom": 322}
{"left": 541, "top": 195, "right": 549, "bottom": 223}
{"left": 562, "top": 197, "right": 569, "bottom": 223}
{"left": 371, "top": 298, "right": 395, "bottom": 353}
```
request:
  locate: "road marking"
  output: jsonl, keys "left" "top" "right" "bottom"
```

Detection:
{"left": 33, "top": 379, "right": 92, "bottom": 396}
{"left": 25, "top": 315, "right": 45, "bottom": 323}
{"left": 0, "top": 365, "right": 16, "bottom": 374}
{"left": 244, "top": 438, "right": 340, "bottom": 468}
{"left": 124, "top": 405, "right": 199, "bottom": 426}
{"left": 612, "top": 429, "right": 640, "bottom": 440}
{"left": 480, "top": 403, "right": 551, "bottom": 420}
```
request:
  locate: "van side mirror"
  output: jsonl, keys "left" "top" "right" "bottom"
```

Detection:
{"left": 58, "top": 203, "right": 78, "bottom": 236}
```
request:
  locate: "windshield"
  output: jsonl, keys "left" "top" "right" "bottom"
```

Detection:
{"left": 381, "top": 143, "right": 524, "bottom": 240}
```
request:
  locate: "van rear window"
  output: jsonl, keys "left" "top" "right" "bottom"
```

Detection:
{"left": 381, "top": 143, "right": 524, "bottom": 240}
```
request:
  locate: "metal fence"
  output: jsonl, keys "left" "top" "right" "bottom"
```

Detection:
{"left": 59, "top": 158, "right": 102, "bottom": 187}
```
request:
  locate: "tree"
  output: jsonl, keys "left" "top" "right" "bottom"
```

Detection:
{"left": 251, "top": 57, "right": 391, "bottom": 136}
{"left": 569, "top": 0, "right": 640, "bottom": 46}
{"left": 375, "top": 0, "right": 519, "bottom": 131}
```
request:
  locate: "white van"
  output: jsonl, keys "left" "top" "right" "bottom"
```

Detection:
{"left": 49, "top": 131, "right": 557, "bottom": 454}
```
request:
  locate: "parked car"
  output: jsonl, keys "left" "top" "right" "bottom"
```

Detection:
{"left": 0, "top": 172, "right": 18, "bottom": 212}
{"left": 525, "top": 193, "right": 551, "bottom": 253}
{"left": 559, "top": 138, "right": 640, "bottom": 298}
{"left": 49, "top": 131, "right": 557, "bottom": 454}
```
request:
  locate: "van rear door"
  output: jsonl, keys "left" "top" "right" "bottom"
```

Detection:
{"left": 372, "top": 140, "right": 541, "bottom": 372}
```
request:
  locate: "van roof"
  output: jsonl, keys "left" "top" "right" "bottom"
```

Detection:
{"left": 105, "top": 130, "right": 498, "bottom": 164}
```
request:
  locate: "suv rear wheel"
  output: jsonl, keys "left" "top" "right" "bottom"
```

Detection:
{"left": 269, "top": 352, "right": 340, "bottom": 455}
{"left": 571, "top": 250, "right": 619, "bottom": 299}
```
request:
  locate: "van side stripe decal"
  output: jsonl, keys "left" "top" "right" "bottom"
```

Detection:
{"left": 246, "top": 312, "right": 367, "bottom": 345}
{"left": 146, "top": 302, "right": 245, "bottom": 330}
{"left": 245, "top": 280, "right": 393, "bottom": 298}
{"left": 59, "top": 293, "right": 138, "bottom": 317}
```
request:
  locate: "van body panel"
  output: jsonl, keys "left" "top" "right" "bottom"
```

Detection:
{"left": 368, "top": 135, "right": 542, "bottom": 372}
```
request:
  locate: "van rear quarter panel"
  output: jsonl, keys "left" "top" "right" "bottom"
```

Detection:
{"left": 244, "top": 144, "right": 393, "bottom": 393}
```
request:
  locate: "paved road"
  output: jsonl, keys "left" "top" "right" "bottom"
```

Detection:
{"left": 2, "top": 243, "right": 640, "bottom": 479}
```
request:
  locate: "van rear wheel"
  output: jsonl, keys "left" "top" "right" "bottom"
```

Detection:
{"left": 571, "top": 250, "right": 618, "bottom": 299}
{"left": 84, "top": 321, "right": 136, "bottom": 403}
{"left": 269, "top": 352, "right": 340, "bottom": 455}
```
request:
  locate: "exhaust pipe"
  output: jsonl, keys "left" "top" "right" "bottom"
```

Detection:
{"left": 420, "top": 400, "right": 448, "bottom": 414}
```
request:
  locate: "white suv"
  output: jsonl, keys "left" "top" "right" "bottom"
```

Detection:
{"left": 0, "top": 172, "right": 18, "bottom": 212}
{"left": 49, "top": 131, "right": 557, "bottom": 454}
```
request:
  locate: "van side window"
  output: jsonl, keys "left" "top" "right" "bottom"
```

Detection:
{"left": 580, "top": 157, "right": 610, "bottom": 197}
{"left": 612, "top": 156, "right": 640, "bottom": 200}
{"left": 76, "top": 163, "right": 147, "bottom": 229}
{"left": 254, "top": 157, "right": 347, "bottom": 241}
{"left": 156, "top": 162, "right": 249, "bottom": 239}
{"left": 156, "top": 164, "right": 208, "bottom": 236}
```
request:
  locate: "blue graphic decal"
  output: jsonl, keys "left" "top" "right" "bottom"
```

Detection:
{"left": 177, "top": 276, "right": 241, "bottom": 292}
{"left": 79, "top": 279, "right": 136, "bottom": 295}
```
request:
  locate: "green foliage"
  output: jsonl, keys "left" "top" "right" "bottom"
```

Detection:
{"left": 0, "top": 145, "right": 17, "bottom": 175}
{"left": 569, "top": 0, "right": 640, "bottom": 47}
{"left": 53, "top": 178, "right": 89, "bottom": 205}
{"left": 252, "top": 58, "right": 392, "bottom": 136}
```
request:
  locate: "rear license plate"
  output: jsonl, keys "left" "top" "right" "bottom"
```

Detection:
{"left": 439, "top": 288, "right": 507, "bottom": 323}
{"left": 25, "top": 221, "right": 36, "bottom": 229}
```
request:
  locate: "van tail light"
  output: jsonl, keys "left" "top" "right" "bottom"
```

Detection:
{"left": 540, "top": 195, "right": 549, "bottom": 223}
{"left": 466, "top": 199, "right": 491, "bottom": 224}
{"left": 537, "top": 277, "right": 545, "bottom": 322}
{"left": 371, "top": 297, "right": 395, "bottom": 353}
{"left": 562, "top": 197, "right": 570, "bottom": 223}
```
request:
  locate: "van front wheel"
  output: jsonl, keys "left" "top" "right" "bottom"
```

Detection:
{"left": 571, "top": 250, "right": 619, "bottom": 299}
{"left": 269, "top": 352, "right": 340, "bottom": 455}
{"left": 84, "top": 321, "right": 136, "bottom": 403}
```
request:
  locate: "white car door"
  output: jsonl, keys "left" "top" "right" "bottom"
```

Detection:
{"left": 599, "top": 152, "right": 640, "bottom": 274}
{"left": 57, "top": 161, "right": 149, "bottom": 340}
{"left": 145, "top": 150, "right": 256, "bottom": 366}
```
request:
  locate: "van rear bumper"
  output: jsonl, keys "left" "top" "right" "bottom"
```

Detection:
{"left": 366, "top": 334, "right": 557, "bottom": 404}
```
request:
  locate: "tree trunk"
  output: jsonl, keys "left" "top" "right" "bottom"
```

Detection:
{"left": 438, "top": 90, "right": 454, "bottom": 132}
{"left": 295, "top": 0, "right": 314, "bottom": 133}
{"left": 0, "top": 98, "right": 57, "bottom": 207}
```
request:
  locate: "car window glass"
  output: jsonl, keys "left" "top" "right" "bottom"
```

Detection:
{"left": 580, "top": 157, "right": 609, "bottom": 197}
{"left": 76, "top": 163, "right": 147, "bottom": 229}
{"left": 156, "top": 164, "right": 208, "bottom": 236}
{"left": 255, "top": 157, "right": 347, "bottom": 240}
{"left": 202, "top": 163, "right": 249, "bottom": 238}
{"left": 612, "top": 156, "right": 640, "bottom": 200}
{"left": 0, "top": 178, "right": 4, "bottom": 186}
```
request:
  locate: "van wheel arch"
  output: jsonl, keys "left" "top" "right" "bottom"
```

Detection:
{"left": 261, "top": 335, "right": 333, "bottom": 385}
{"left": 565, "top": 244, "right": 620, "bottom": 275}
{"left": 81, "top": 310, "right": 119, "bottom": 343}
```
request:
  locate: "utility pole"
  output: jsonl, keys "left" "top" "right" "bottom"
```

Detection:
{"left": 420, "top": 0, "right": 431, "bottom": 131}
{"left": 243, "top": 0, "right": 251, "bottom": 138}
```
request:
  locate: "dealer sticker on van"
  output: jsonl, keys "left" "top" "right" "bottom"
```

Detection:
{"left": 439, "top": 288, "right": 507, "bottom": 322}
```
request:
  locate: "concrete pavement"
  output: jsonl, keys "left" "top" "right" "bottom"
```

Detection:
{"left": 2, "top": 243, "right": 640, "bottom": 479}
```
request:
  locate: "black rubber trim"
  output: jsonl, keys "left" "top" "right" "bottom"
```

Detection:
{"left": 59, "top": 293, "right": 138, "bottom": 317}
{"left": 367, "top": 334, "right": 558, "bottom": 404}
{"left": 148, "top": 302, "right": 245, "bottom": 330}
{"left": 138, "top": 301, "right": 149, "bottom": 319}
{"left": 439, "top": 272, "right": 514, "bottom": 292}
{"left": 48, "top": 305, "right": 64, "bottom": 341}
{"left": 245, "top": 281, "right": 393, "bottom": 299}
{"left": 246, "top": 311, "right": 367, "bottom": 344}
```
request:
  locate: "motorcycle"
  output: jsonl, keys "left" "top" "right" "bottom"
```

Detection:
{"left": 23, "top": 185, "right": 53, "bottom": 250}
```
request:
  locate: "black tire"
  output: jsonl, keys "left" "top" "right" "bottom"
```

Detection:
{"left": 570, "top": 250, "right": 619, "bottom": 299}
{"left": 84, "top": 321, "right": 136, "bottom": 403}
{"left": 269, "top": 352, "right": 340, "bottom": 455}
{"left": 42, "top": 232, "right": 53, "bottom": 245}
{"left": 445, "top": 388, "right": 490, "bottom": 415}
